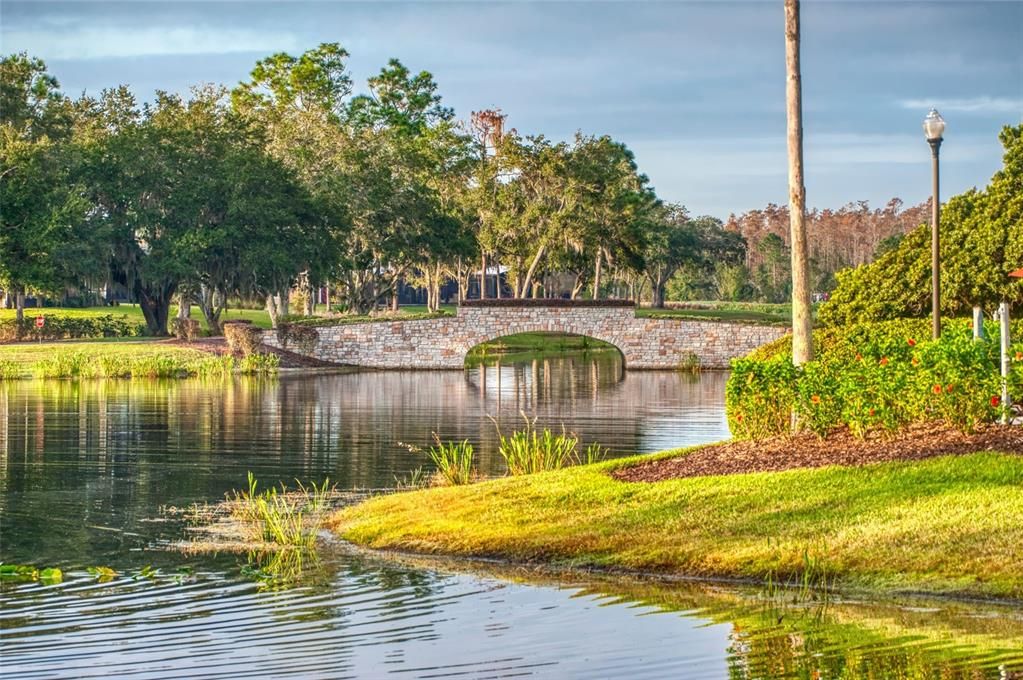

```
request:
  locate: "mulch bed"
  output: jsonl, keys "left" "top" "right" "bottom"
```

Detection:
{"left": 612, "top": 422, "right": 1023, "bottom": 483}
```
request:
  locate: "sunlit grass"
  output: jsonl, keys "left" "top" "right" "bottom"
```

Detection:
{"left": 332, "top": 450, "right": 1023, "bottom": 600}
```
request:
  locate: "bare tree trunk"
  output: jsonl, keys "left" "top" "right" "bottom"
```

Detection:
{"left": 390, "top": 289, "right": 399, "bottom": 312}
{"left": 176, "top": 291, "right": 191, "bottom": 319}
{"left": 785, "top": 0, "right": 813, "bottom": 365}
{"left": 518, "top": 244, "right": 546, "bottom": 299}
{"left": 480, "top": 253, "right": 488, "bottom": 299}
{"left": 15, "top": 289, "right": 25, "bottom": 324}
{"left": 592, "top": 249, "right": 604, "bottom": 300}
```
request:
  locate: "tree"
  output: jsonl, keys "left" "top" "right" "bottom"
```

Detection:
{"left": 785, "top": 0, "right": 813, "bottom": 364}
{"left": 638, "top": 204, "right": 698, "bottom": 308}
{"left": 819, "top": 125, "right": 1023, "bottom": 325}
{"left": 0, "top": 54, "right": 85, "bottom": 322}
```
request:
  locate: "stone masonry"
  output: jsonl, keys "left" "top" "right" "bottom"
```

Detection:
{"left": 261, "top": 304, "right": 788, "bottom": 369}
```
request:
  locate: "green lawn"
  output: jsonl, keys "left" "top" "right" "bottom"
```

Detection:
{"left": 332, "top": 448, "right": 1023, "bottom": 600}
{"left": 637, "top": 301, "right": 793, "bottom": 325}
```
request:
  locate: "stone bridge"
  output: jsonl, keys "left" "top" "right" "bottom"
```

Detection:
{"left": 262, "top": 301, "right": 788, "bottom": 370}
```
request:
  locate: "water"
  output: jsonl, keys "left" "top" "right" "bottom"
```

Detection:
{"left": 1, "top": 353, "right": 1021, "bottom": 679}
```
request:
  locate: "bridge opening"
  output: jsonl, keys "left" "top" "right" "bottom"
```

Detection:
{"left": 464, "top": 331, "right": 624, "bottom": 369}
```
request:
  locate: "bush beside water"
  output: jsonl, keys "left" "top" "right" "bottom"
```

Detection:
{"left": 0, "top": 350, "right": 279, "bottom": 380}
{"left": 728, "top": 319, "right": 1021, "bottom": 439}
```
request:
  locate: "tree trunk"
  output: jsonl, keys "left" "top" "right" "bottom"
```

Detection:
{"left": 480, "top": 253, "right": 488, "bottom": 299}
{"left": 138, "top": 291, "right": 171, "bottom": 336}
{"left": 390, "top": 289, "right": 399, "bottom": 312}
{"left": 518, "top": 244, "right": 546, "bottom": 299}
{"left": 571, "top": 274, "right": 585, "bottom": 300}
{"left": 649, "top": 277, "right": 667, "bottom": 308}
{"left": 785, "top": 0, "right": 813, "bottom": 365}
{"left": 592, "top": 249, "right": 604, "bottom": 300}
{"left": 304, "top": 281, "right": 316, "bottom": 316}
{"left": 176, "top": 291, "right": 191, "bottom": 319}
{"left": 15, "top": 289, "right": 25, "bottom": 324}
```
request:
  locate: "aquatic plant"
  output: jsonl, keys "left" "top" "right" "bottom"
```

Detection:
{"left": 238, "top": 352, "right": 280, "bottom": 375}
{"left": 492, "top": 415, "right": 581, "bottom": 475}
{"left": 230, "top": 472, "right": 334, "bottom": 548}
{"left": 0, "top": 359, "right": 20, "bottom": 380}
{"left": 425, "top": 438, "right": 476, "bottom": 486}
{"left": 0, "top": 563, "right": 63, "bottom": 584}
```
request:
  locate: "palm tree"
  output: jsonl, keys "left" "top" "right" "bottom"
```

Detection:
{"left": 785, "top": 0, "right": 813, "bottom": 364}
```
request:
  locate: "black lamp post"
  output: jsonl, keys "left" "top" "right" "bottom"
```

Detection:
{"left": 923, "top": 108, "right": 945, "bottom": 339}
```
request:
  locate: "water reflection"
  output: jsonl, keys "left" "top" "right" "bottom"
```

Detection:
{"left": 2, "top": 363, "right": 1019, "bottom": 679}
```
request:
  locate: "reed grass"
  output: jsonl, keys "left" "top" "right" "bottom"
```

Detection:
{"left": 230, "top": 472, "right": 334, "bottom": 548}
{"left": 492, "top": 414, "right": 606, "bottom": 475}
{"left": 238, "top": 352, "right": 280, "bottom": 375}
{"left": 426, "top": 438, "right": 476, "bottom": 486}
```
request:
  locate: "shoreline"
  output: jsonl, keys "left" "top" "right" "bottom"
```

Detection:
{"left": 329, "top": 443, "right": 1023, "bottom": 602}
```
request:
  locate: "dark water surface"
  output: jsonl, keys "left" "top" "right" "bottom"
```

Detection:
{"left": 1, "top": 354, "right": 1021, "bottom": 679}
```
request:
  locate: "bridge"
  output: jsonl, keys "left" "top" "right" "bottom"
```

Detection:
{"left": 261, "top": 300, "right": 788, "bottom": 369}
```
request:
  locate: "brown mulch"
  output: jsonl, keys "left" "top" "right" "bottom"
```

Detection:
{"left": 612, "top": 422, "right": 1023, "bottom": 483}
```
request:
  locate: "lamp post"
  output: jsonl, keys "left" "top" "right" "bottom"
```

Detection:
{"left": 923, "top": 108, "right": 945, "bottom": 339}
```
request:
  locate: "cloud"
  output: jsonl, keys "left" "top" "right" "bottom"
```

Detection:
{"left": 3, "top": 25, "right": 301, "bottom": 60}
{"left": 898, "top": 97, "right": 1023, "bottom": 114}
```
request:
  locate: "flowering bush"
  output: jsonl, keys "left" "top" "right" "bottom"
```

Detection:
{"left": 728, "top": 322, "right": 1008, "bottom": 439}
{"left": 725, "top": 356, "right": 797, "bottom": 440}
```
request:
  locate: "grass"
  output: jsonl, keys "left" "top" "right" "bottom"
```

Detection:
{"left": 636, "top": 301, "right": 792, "bottom": 326}
{"left": 331, "top": 448, "right": 1023, "bottom": 600}
{"left": 0, "top": 340, "right": 277, "bottom": 379}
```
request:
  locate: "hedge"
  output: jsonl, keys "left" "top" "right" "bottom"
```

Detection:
{"left": 0, "top": 314, "right": 144, "bottom": 342}
{"left": 727, "top": 319, "right": 1021, "bottom": 439}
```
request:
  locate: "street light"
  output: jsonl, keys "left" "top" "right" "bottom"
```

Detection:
{"left": 923, "top": 108, "right": 945, "bottom": 339}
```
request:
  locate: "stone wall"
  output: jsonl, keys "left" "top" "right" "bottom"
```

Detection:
{"left": 262, "top": 305, "right": 788, "bottom": 370}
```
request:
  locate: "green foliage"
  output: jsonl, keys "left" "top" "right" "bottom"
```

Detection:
{"left": 230, "top": 472, "right": 335, "bottom": 548}
{"left": 0, "top": 314, "right": 144, "bottom": 341}
{"left": 821, "top": 125, "right": 1023, "bottom": 325}
{"left": 0, "top": 358, "right": 21, "bottom": 380}
{"left": 238, "top": 352, "right": 280, "bottom": 376}
{"left": 425, "top": 439, "right": 476, "bottom": 486}
{"left": 725, "top": 356, "right": 798, "bottom": 439}
{"left": 492, "top": 416, "right": 598, "bottom": 475}
{"left": 24, "top": 349, "right": 238, "bottom": 380}
{"left": 0, "top": 563, "right": 63, "bottom": 584}
{"left": 730, "top": 321, "right": 1008, "bottom": 438}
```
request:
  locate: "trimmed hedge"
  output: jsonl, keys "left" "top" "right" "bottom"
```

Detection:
{"left": 728, "top": 319, "right": 1020, "bottom": 439}
{"left": 0, "top": 314, "right": 144, "bottom": 341}
{"left": 223, "top": 320, "right": 264, "bottom": 356}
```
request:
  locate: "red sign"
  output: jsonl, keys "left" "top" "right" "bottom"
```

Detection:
{"left": 35, "top": 316, "right": 45, "bottom": 328}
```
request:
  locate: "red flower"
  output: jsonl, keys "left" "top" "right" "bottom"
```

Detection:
{"left": 855, "top": 353, "right": 863, "bottom": 361}
{"left": 810, "top": 394, "right": 821, "bottom": 405}
{"left": 868, "top": 408, "right": 876, "bottom": 416}
{"left": 911, "top": 357, "right": 920, "bottom": 366}
{"left": 736, "top": 414, "right": 744, "bottom": 423}
{"left": 991, "top": 396, "right": 1001, "bottom": 407}
{"left": 879, "top": 357, "right": 889, "bottom": 366}
{"left": 932, "top": 384, "right": 943, "bottom": 395}
{"left": 1016, "top": 352, "right": 1023, "bottom": 362}
{"left": 907, "top": 338, "right": 916, "bottom": 346}
{"left": 945, "top": 384, "right": 954, "bottom": 393}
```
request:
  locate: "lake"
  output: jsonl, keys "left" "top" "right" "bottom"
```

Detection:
{"left": 1, "top": 352, "right": 1020, "bottom": 678}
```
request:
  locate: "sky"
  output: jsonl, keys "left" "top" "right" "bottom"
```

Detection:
{"left": 2, "top": 0, "right": 1021, "bottom": 219}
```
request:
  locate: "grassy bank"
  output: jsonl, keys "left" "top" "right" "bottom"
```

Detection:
{"left": 332, "top": 448, "right": 1023, "bottom": 600}
{"left": 0, "top": 340, "right": 242, "bottom": 379}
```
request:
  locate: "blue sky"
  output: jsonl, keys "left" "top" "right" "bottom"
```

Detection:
{"left": 2, "top": 0, "right": 1020, "bottom": 218}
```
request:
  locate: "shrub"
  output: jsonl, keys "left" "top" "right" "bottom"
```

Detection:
{"left": 911, "top": 331, "right": 1001, "bottom": 432}
{"left": 729, "top": 322, "right": 1008, "bottom": 438}
{"left": 223, "top": 321, "right": 264, "bottom": 355}
{"left": 171, "top": 318, "right": 200, "bottom": 342}
{"left": 726, "top": 356, "right": 798, "bottom": 440}
{"left": 0, "top": 314, "right": 144, "bottom": 341}
{"left": 276, "top": 322, "right": 319, "bottom": 354}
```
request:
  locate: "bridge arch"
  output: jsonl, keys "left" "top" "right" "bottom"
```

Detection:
{"left": 460, "top": 327, "right": 628, "bottom": 367}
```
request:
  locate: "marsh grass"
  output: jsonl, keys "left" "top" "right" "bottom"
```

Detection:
{"left": 230, "top": 473, "right": 334, "bottom": 548}
{"left": 401, "top": 437, "right": 477, "bottom": 486}
{"left": 0, "top": 346, "right": 253, "bottom": 381}
{"left": 238, "top": 352, "right": 280, "bottom": 375}
{"left": 491, "top": 414, "right": 608, "bottom": 475}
